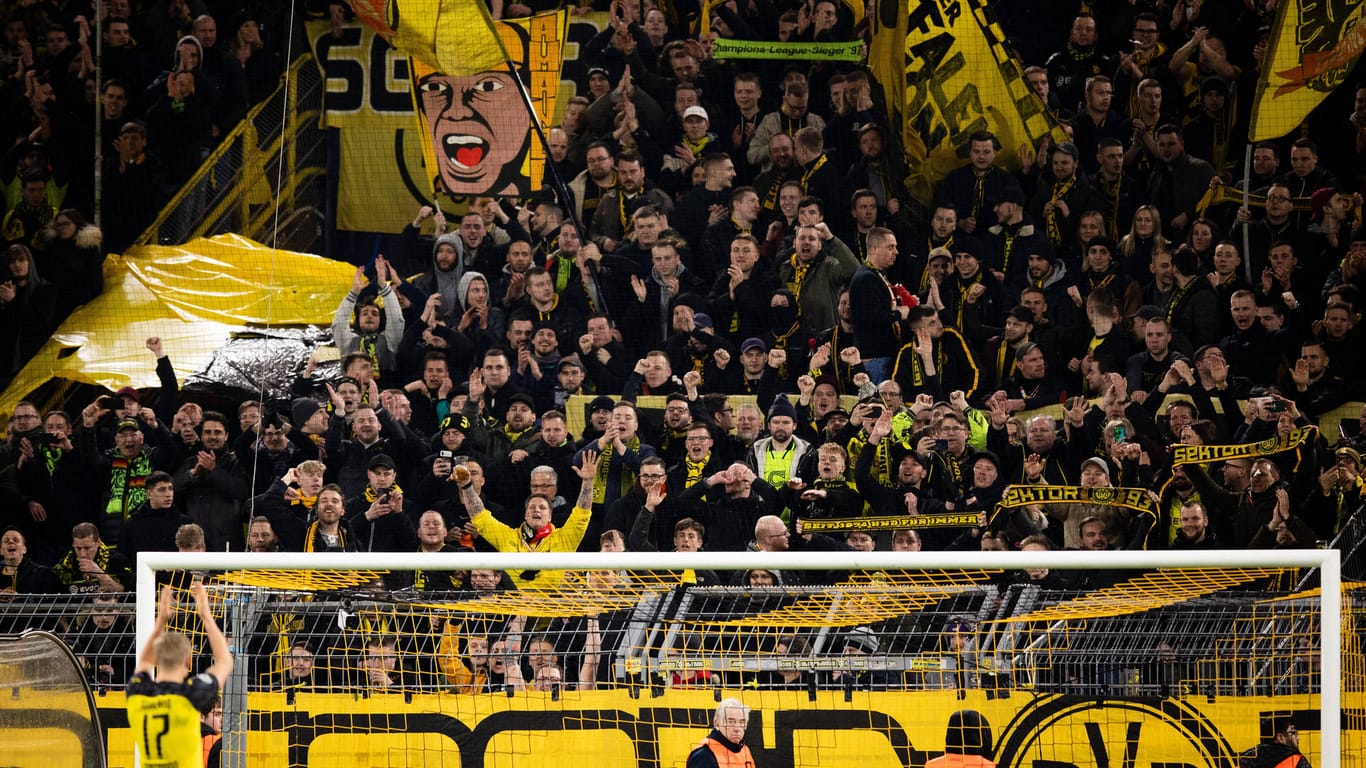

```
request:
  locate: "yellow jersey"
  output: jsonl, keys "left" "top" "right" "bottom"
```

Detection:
{"left": 126, "top": 671, "right": 220, "bottom": 767}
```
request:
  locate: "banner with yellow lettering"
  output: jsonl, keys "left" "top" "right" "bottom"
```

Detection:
{"left": 999, "top": 485, "right": 1158, "bottom": 516}
{"left": 868, "top": 0, "right": 1068, "bottom": 202}
{"left": 1250, "top": 0, "right": 1366, "bottom": 141}
{"left": 1170, "top": 427, "right": 1317, "bottom": 467}
{"left": 800, "top": 513, "right": 982, "bottom": 533}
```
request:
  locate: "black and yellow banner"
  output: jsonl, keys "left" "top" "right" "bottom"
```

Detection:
{"left": 999, "top": 485, "right": 1157, "bottom": 516}
{"left": 800, "top": 513, "right": 981, "bottom": 533}
{"left": 1171, "top": 427, "right": 1317, "bottom": 467}
{"left": 711, "top": 39, "right": 863, "bottom": 61}
{"left": 1250, "top": 0, "right": 1366, "bottom": 141}
{"left": 1195, "top": 186, "right": 1359, "bottom": 219}
{"left": 90, "top": 690, "right": 1339, "bottom": 767}
{"left": 868, "top": 0, "right": 1068, "bottom": 202}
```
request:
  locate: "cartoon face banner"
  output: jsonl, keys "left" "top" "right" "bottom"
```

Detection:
{"left": 409, "top": 11, "right": 568, "bottom": 198}
{"left": 309, "top": 10, "right": 577, "bottom": 232}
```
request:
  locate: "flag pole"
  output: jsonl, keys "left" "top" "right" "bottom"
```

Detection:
{"left": 1241, "top": 143, "right": 1253, "bottom": 285}
{"left": 504, "top": 60, "right": 577, "bottom": 230}
{"left": 503, "top": 59, "right": 611, "bottom": 315}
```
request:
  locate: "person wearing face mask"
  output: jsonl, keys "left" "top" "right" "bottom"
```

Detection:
{"left": 757, "top": 290, "right": 815, "bottom": 391}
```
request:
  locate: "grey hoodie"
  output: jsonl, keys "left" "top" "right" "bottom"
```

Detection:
{"left": 431, "top": 232, "right": 465, "bottom": 317}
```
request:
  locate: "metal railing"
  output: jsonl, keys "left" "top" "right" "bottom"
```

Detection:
{"left": 133, "top": 55, "right": 326, "bottom": 252}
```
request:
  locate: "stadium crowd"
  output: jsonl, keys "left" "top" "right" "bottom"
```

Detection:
{"left": 1, "top": 0, "right": 1365, "bottom": 693}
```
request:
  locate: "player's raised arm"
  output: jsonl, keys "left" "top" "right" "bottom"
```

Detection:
{"left": 193, "top": 582, "right": 234, "bottom": 683}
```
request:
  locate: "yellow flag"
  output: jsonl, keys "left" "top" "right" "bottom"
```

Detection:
{"left": 868, "top": 0, "right": 1067, "bottom": 202}
{"left": 1249, "top": 0, "right": 1366, "bottom": 141}
{"left": 348, "top": 0, "right": 507, "bottom": 74}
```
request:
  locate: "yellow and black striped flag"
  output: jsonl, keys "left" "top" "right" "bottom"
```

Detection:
{"left": 1250, "top": 0, "right": 1366, "bottom": 141}
{"left": 867, "top": 0, "right": 1067, "bottom": 203}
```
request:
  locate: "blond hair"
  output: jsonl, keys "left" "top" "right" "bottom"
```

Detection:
{"left": 155, "top": 632, "right": 192, "bottom": 670}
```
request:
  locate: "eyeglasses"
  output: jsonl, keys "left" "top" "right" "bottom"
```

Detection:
{"left": 639, "top": 473, "right": 667, "bottom": 480}
{"left": 1265, "top": 194, "right": 1291, "bottom": 203}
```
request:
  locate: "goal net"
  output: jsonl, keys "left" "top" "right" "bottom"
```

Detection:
{"left": 125, "top": 549, "right": 1355, "bottom": 768}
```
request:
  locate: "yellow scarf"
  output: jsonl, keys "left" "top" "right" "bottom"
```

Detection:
{"left": 1100, "top": 176, "right": 1122, "bottom": 239}
{"left": 685, "top": 456, "right": 708, "bottom": 487}
{"left": 787, "top": 253, "right": 811, "bottom": 314}
{"left": 363, "top": 483, "right": 403, "bottom": 503}
{"left": 955, "top": 272, "right": 983, "bottom": 329}
{"left": 304, "top": 520, "right": 348, "bottom": 552}
{"left": 683, "top": 134, "right": 712, "bottom": 158}
{"left": 503, "top": 425, "right": 533, "bottom": 444}
{"left": 800, "top": 154, "right": 828, "bottom": 193}
{"left": 593, "top": 434, "right": 640, "bottom": 505}
{"left": 290, "top": 493, "right": 318, "bottom": 509}
{"left": 995, "top": 341, "right": 1016, "bottom": 385}
{"left": 1045, "top": 176, "right": 1076, "bottom": 246}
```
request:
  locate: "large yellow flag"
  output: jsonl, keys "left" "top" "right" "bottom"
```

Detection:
{"left": 868, "top": 0, "right": 1066, "bottom": 203}
{"left": 348, "top": 0, "right": 507, "bottom": 74}
{"left": 1249, "top": 0, "right": 1366, "bottom": 141}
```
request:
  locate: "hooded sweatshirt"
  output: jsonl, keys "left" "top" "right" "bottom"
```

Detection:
{"left": 431, "top": 233, "right": 466, "bottom": 317}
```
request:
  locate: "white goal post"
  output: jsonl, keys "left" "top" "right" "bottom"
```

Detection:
{"left": 135, "top": 547, "right": 1344, "bottom": 767}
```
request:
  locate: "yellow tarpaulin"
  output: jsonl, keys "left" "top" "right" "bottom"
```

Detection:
{"left": 0, "top": 234, "right": 353, "bottom": 416}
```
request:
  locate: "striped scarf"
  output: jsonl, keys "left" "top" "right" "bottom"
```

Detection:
{"left": 1045, "top": 176, "right": 1076, "bottom": 246}
{"left": 685, "top": 456, "right": 709, "bottom": 488}
{"left": 593, "top": 434, "right": 641, "bottom": 505}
